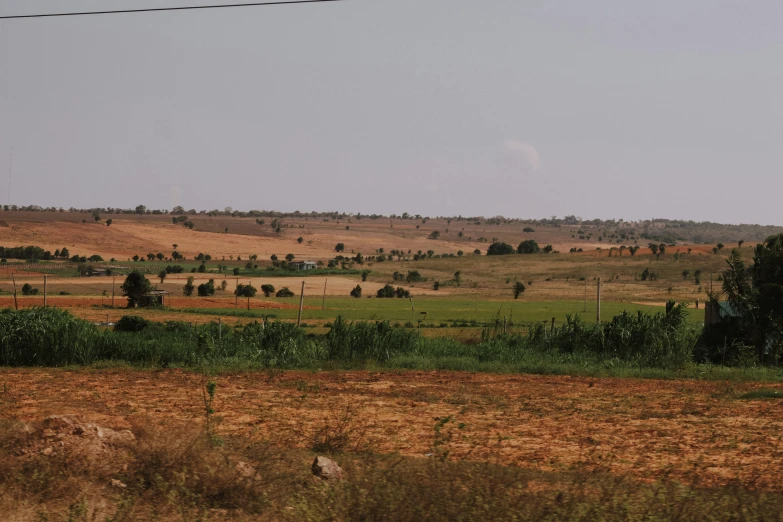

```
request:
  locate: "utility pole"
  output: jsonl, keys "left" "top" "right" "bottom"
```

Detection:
{"left": 43, "top": 275, "right": 47, "bottom": 307}
{"left": 297, "top": 281, "right": 305, "bottom": 327}
{"left": 596, "top": 277, "right": 601, "bottom": 323}
{"left": 111, "top": 276, "right": 116, "bottom": 308}
{"left": 11, "top": 274, "right": 18, "bottom": 310}
{"left": 322, "top": 278, "right": 327, "bottom": 310}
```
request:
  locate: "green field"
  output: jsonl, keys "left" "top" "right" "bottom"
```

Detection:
{"left": 177, "top": 297, "right": 704, "bottom": 327}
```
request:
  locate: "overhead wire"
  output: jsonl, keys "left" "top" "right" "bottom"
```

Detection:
{"left": 0, "top": 0, "right": 343, "bottom": 20}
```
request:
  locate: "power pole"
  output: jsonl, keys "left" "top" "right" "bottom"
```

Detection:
{"left": 111, "top": 276, "right": 116, "bottom": 308}
{"left": 11, "top": 274, "right": 18, "bottom": 310}
{"left": 596, "top": 277, "right": 602, "bottom": 323}
{"left": 297, "top": 281, "right": 306, "bottom": 327}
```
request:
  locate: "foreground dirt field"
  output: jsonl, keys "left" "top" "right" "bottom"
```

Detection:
{"left": 3, "top": 368, "right": 781, "bottom": 492}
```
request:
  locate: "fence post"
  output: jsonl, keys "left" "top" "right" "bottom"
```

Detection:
{"left": 297, "top": 281, "right": 306, "bottom": 327}
{"left": 596, "top": 277, "right": 601, "bottom": 323}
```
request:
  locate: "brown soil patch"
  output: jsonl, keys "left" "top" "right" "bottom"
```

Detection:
{"left": 2, "top": 369, "right": 781, "bottom": 491}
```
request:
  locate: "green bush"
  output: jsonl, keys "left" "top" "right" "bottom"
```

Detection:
{"left": 487, "top": 242, "right": 514, "bottom": 255}
{"left": 115, "top": 315, "right": 151, "bottom": 333}
{"left": 276, "top": 287, "right": 294, "bottom": 298}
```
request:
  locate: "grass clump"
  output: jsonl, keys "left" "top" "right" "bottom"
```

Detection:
{"left": 739, "top": 388, "right": 783, "bottom": 400}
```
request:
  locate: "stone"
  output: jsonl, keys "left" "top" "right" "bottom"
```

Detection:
{"left": 236, "top": 461, "right": 256, "bottom": 479}
{"left": 41, "top": 447, "right": 53, "bottom": 456}
{"left": 110, "top": 479, "right": 127, "bottom": 489}
{"left": 311, "top": 456, "right": 343, "bottom": 480}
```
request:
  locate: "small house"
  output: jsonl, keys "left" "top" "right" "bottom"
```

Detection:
{"left": 291, "top": 261, "right": 317, "bottom": 271}
{"left": 139, "top": 290, "right": 169, "bottom": 308}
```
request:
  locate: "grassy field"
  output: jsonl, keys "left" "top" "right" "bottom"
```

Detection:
{"left": 181, "top": 297, "right": 705, "bottom": 326}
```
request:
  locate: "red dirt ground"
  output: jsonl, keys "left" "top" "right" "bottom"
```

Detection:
{"left": 2, "top": 369, "right": 781, "bottom": 491}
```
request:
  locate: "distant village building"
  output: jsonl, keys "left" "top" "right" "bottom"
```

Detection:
{"left": 139, "top": 290, "right": 169, "bottom": 307}
{"left": 291, "top": 261, "right": 317, "bottom": 271}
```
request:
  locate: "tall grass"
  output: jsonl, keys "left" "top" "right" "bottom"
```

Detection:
{"left": 0, "top": 304, "right": 734, "bottom": 375}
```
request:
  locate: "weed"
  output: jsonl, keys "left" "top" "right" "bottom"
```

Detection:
{"left": 309, "top": 405, "right": 369, "bottom": 454}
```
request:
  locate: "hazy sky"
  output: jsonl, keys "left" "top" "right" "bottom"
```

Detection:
{"left": 1, "top": 1, "right": 781, "bottom": 224}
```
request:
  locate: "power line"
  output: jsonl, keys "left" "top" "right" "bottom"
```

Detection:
{"left": 0, "top": 0, "right": 343, "bottom": 20}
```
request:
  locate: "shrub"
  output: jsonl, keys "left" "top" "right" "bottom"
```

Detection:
{"left": 115, "top": 315, "right": 150, "bottom": 332}
{"left": 197, "top": 279, "right": 216, "bottom": 297}
{"left": 376, "top": 284, "right": 396, "bottom": 298}
{"left": 487, "top": 242, "right": 514, "bottom": 255}
{"left": 406, "top": 270, "right": 424, "bottom": 283}
{"left": 235, "top": 283, "right": 257, "bottom": 298}
{"left": 276, "top": 287, "right": 294, "bottom": 298}
{"left": 21, "top": 283, "right": 39, "bottom": 296}
{"left": 350, "top": 285, "right": 362, "bottom": 298}
{"left": 261, "top": 284, "right": 276, "bottom": 297}
{"left": 523, "top": 227, "right": 535, "bottom": 232}
{"left": 517, "top": 240, "right": 540, "bottom": 254}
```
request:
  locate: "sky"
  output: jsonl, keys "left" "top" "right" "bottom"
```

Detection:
{"left": 0, "top": 0, "right": 781, "bottom": 224}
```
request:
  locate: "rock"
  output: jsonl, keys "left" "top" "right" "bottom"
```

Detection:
{"left": 236, "top": 461, "right": 256, "bottom": 479}
{"left": 41, "top": 429, "right": 56, "bottom": 439}
{"left": 312, "top": 456, "right": 343, "bottom": 480}
{"left": 42, "top": 415, "right": 135, "bottom": 445}
{"left": 42, "top": 447, "right": 53, "bottom": 456}
{"left": 110, "top": 479, "right": 127, "bottom": 489}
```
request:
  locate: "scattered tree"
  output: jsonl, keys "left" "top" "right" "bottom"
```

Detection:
{"left": 121, "top": 270, "right": 152, "bottom": 307}
{"left": 513, "top": 281, "right": 526, "bottom": 299}
{"left": 197, "top": 279, "right": 216, "bottom": 297}
{"left": 517, "top": 240, "right": 540, "bottom": 254}
{"left": 183, "top": 276, "right": 196, "bottom": 296}
{"left": 261, "top": 284, "right": 276, "bottom": 297}
{"left": 376, "top": 284, "right": 396, "bottom": 298}
{"left": 350, "top": 285, "right": 362, "bottom": 298}
{"left": 335, "top": 243, "right": 345, "bottom": 252}
{"left": 487, "top": 242, "right": 514, "bottom": 255}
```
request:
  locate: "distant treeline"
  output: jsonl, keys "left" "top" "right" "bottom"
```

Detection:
{"left": 3, "top": 205, "right": 781, "bottom": 243}
{"left": 0, "top": 245, "right": 102, "bottom": 263}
